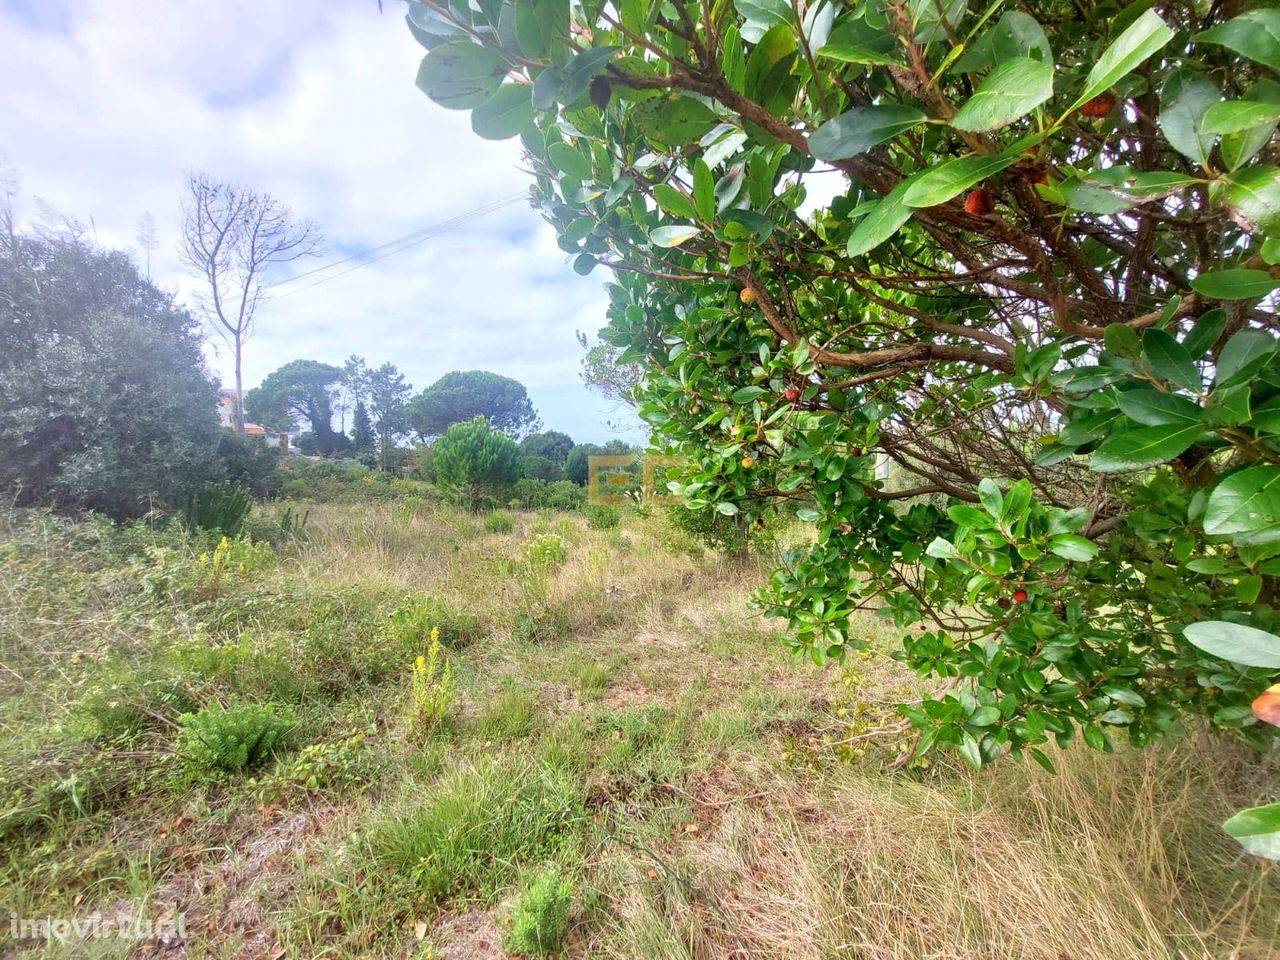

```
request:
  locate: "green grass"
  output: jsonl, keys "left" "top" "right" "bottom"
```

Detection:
{"left": 1, "top": 501, "right": 1277, "bottom": 959}
{"left": 366, "top": 759, "right": 583, "bottom": 902}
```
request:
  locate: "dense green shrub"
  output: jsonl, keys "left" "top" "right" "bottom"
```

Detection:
{"left": 399, "top": 0, "right": 1280, "bottom": 837}
{"left": 0, "top": 234, "right": 222, "bottom": 518}
{"left": 585, "top": 504, "right": 620, "bottom": 530}
{"left": 216, "top": 431, "right": 280, "bottom": 497}
{"left": 506, "top": 869, "right": 573, "bottom": 957}
{"left": 512, "top": 478, "right": 587, "bottom": 512}
{"left": 177, "top": 700, "right": 295, "bottom": 771}
{"left": 182, "top": 482, "right": 253, "bottom": 538}
{"left": 275, "top": 458, "right": 435, "bottom": 503}
{"left": 520, "top": 455, "right": 564, "bottom": 482}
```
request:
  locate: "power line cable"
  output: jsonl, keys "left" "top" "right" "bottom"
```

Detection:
{"left": 269, "top": 192, "right": 526, "bottom": 297}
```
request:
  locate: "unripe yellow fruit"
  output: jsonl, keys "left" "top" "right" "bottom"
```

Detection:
{"left": 739, "top": 287, "right": 756, "bottom": 305}
{"left": 741, "top": 456, "right": 754, "bottom": 469}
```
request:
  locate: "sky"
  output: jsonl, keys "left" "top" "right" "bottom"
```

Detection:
{"left": 0, "top": 0, "right": 644, "bottom": 444}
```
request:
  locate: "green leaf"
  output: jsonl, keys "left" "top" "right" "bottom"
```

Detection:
{"left": 958, "top": 732, "right": 983, "bottom": 769}
{"left": 572, "top": 253, "right": 597, "bottom": 275}
{"left": 715, "top": 501, "right": 740, "bottom": 515}
{"left": 978, "top": 477, "right": 1003, "bottom": 517}
{"left": 745, "top": 25, "right": 799, "bottom": 116}
{"left": 1222, "top": 83, "right": 1280, "bottom": 171}
{"left": 1221, "top": 166, "right": 1280, "bottom": 238}
{"left": 809, "top": 105, "right": 927, "bottom": 161}
{"left": 1115, "top": 389, "right": 1202, "bottom": 426}
{"left": 693, "top": 159, "right": 715, "bottom": 223}
{"left": 1070, "top": 10, "right": 1173, "bottom": 112}
{"left": 846, "top": 178, "right": 916, "bottom": 256}
{"left": 1202, "top": 101, "right": 1280, "bottom": 136}
{"left": 515, "top": 0, "right": 569, "bottom": 59}
{"left": 948, "top": 504, "right": 993, "bottom": 528}
{"left": 1029, "top": 747, "right": 1056, "bottom": 773}
{"left": 1224, "top": 803, "right": 1280, "bottom": 860}
{"left": 733, "top": 0, "right": 790, "bottom": 29}
{"left": 1204, "top": 465, "right": 1280, "bottom": 537}
{"left": 1089, "top": 423, "right": 1202, "bottom": 472}
{"left": 731, "top": 385, "right": 767, "bottom": 402}
{"left": 650, "top": 225, "right": 702, "bottom": 247}
{"left": 632, "top": 96, "right": 720, "bottom": 146}
{"left": 1183, "top": 621, "right": 1280, "bottom": 669}
{"left": 547, "top": 141, "right": 593, "bottom": 181}
{"left": 1049, "top": 534, "right": 1099, "bottom": 561}
{"left": 1104, "top": 323, "right": 1142, "bottom": 359}
{"left": 1190, "top": 269, "right": 1280, "bottom": 301}
{"left": 416, "top": 41, "right": 509, "bottom": 110}
{"left": 1196, "top": 10, "right": 1280, "bottom": 74}
{"left": 1182, "top": 309, "right": 1227, "bottom": 359}
{"left": 1158, "top": 69, "right": 1219, "bottom": 168}
{"left": 1141, "top": 328, "right": 1201, "bottom": 392}
{"left": 925, "top": 536, "right": 956, "bottom": 558}
{"left": 954, "top": 11, "right": 1052, "bottom": 72}
{"left": 951, "top": 58, "right": 1054, "bottom": 133}
{"left": 967, "top": 706, "right": 1001, "bottom": 727}
{"left": 1216, "top": 330, "right": 1278, "bottom": 388}
{"left": 652, "top": 184, "right": 698, "bottom": 221}
{"left": 902, "top": 146, "right": 1027, "bottom": 208}
{"left": 470, "top": 83, "right": 535, "bottom": 140}
{"left": 817, "top": 15, "right": 901, "bottom": 66}
{"left": 532, "top": 67, "right": 563, "bottom": 110}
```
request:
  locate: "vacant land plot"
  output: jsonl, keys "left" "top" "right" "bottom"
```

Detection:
{"left": 1, "top": 502, "right": 1276, "bottom": 959}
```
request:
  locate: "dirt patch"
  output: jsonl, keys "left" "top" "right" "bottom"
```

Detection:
{"left": 433, "top": 907, "right": 506, "bottom": 960}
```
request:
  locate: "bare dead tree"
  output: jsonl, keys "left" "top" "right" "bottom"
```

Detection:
{"left": 179, "top": 173, "right": 322, "bottom": 432}
{"left": 135, "top": 211, "right": 158, "bottom": 279}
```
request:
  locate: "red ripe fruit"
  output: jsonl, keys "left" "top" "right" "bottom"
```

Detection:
{"left": 964, "top": 186, "right": 992, "bottom": 216}
{"left": 784, "top": 385, "right": 800, "bottom": 402}
{"left": 1080, "top": 92, "right": 1116, "bottom": 118}
{"left": 1012, "top": 588, "right": 1029, "bottom": 604}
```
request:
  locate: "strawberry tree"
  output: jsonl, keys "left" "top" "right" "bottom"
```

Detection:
{"left": 400, "top": 0, "right": 1280, "bottom": 851}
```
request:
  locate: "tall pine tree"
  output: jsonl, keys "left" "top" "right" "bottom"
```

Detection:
{"left": 350, "top": 400, "right": 374, "bottom": 456}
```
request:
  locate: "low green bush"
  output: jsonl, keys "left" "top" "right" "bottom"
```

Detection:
{"left": 177, "top": 700, "right": 295, "bottom": 771}
{"left": 506, "top": 868, "right": 573, "bottom": 957}
{"left": 275, "top": 459, "right": 437, "bottom": 503}
{"left": 512, "top": 478, "right": 586, "bottom": 511}
{"left": 585, "top": 504, "right": 620, "bottom": 530}
{"left": 77, "top": 660, "right": 201, "bottom": 742}
{"left": 484, "top": 510, "right": 516, "bottom": 534}
{"left": 411, "top": 629, "right": 455, "bottom": 733}
{"left": 526, "top": 533, "right": 568, "bottom": 569}
{"left": 182, "top": 482, "right": 252, "bottom": 538}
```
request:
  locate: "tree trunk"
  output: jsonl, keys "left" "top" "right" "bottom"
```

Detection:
{"left": 234, "top": 340, "right": 246, "bottom": 434}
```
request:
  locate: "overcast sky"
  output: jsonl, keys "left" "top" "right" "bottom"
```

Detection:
{"left": 0, "top": 0, "right": 643, "bottom": 443}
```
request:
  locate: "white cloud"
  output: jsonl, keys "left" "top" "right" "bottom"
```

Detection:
{"left": 0, "top": 0, "right": 641, "bottom": 443}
